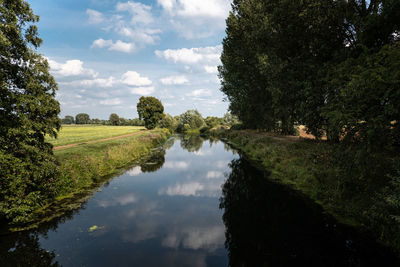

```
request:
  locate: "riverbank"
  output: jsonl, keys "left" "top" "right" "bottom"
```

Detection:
{"left": 211, "top": 128, "right": 400, "bottom": 253}
{"left": 8, "top": 129, "right": 170, "bottom": 231}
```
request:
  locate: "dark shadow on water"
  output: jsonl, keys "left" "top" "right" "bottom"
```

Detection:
{"left": 220, "top": 157, "right": 400, "bottom": 267}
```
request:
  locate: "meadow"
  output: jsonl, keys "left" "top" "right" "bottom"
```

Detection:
{"left": 46, "top": 125, "right": 145, "bottom": 147}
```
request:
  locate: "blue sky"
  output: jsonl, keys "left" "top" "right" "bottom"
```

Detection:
{"left": 29, "top": 0, "right": 232, "bottom": 119}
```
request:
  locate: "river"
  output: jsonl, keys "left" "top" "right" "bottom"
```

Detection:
{"left": 0, "top": 135, "right": 399, "bottom": 266}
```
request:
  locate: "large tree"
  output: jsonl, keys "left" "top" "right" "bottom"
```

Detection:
{"left": 0, "top": 0, "right": 61, "bottom": 223}
{"left": 137, "top": 96, "right": 164, "bottom": 130}
{"left": 75, "top": 113, "right": 90, "bottom": 124}
{"left": 109, "top": 113, "right": 120, "bottom": 126}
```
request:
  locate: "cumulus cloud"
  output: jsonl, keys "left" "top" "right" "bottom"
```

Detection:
{"left": 155, "top": 46, "right": 222, "bottom": 71}
{"left": 121, "top": 71, "right": 152, "bottom": 86}
{"left": 157, "top": 0, "right": 231, "bottom": 39}
{"left": 116, "top": 1, "right": 154, "bottom": 25}
{"left": 159, "top": 182, "right": 204, "bottom": 197}
{"left": 186, "top": 89, "right": 212, "bottom": 97}
{"left": 127, "top": 166, "right": 142, "bottom": 176}
{"left": 100, "top": 98, "right": 122, "bottom": 106}
{"left": 87, "top": 9, "right": 104, "bottom": 24}
{"left": 164, "top": 161, "right": 189, "bottom": 169}
{"left": 87, "top": 2, "right": 161, "bottom": 52}
{"left": 206, "top": 171, "right": 223, "bottom": 179}
{"left": 91, "top": 38, "right": 135, "bottom": 53}
{"left": 130, "top": 86, "right": 155, "bottom": 96}
{"left": 160, "top": 75, "right": 188, "bottom": 85}
{"left": 48, "top": 59, "right": 98, "bottom": 78}
{"left": 204, "top": 65, "right": 218, "bottom": 74}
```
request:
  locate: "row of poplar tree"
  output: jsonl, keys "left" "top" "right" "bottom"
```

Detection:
{"left": 219, "top": 0, "right": 399, "bottom": 152}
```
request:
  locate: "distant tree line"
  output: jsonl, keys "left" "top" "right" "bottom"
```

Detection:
{"left": 60, "top": 113, "right": 145, "bottom": 126}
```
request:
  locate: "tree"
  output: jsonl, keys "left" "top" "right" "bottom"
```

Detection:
{"left": 0, "top": 0, "right": 61, "bottom": 223}
{"left": 137, "top": 96, "right": 164, "bottom": 129}
{"left": 75, "top": 113, "right": 90, "bottom": 124}
{"left": 62, "top": 115, "right": 74, "bottom": 124}
{"left": 109, "top": 113, "right": 120, "bottom": 126}
{"left": 158, "top": 113, "right": 179, "bottom": 132}
{"left": 178, "top": 110, "right": 205, "bottom": 130}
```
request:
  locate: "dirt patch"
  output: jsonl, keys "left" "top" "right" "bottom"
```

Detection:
{"left": 54, "top": 130, "right": 148, "bottom": 151}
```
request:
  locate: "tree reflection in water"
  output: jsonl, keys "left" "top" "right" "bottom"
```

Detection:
{"left": 180, "top": 135, "right": 204, "bottom": 152}
{"left": 140, "top": 149, "right": 165, "bottom": 173}
{"left": 220, "top": 157, "right": 400, "bottom": 267}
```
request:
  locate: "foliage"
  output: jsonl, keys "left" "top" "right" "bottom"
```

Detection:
{"left": 219, "top": 0, "right": 399, "bottom": 141}
{"left": 205, "top": 116, "right": 223, "bottom": 128}
{"left": 109, "top": 113, "right": 120, "bottom": 126}
{"left": 61, "top": 116, "right": 74, "bottom": 124}
{"left": 177, "top": 110, "right": 205, "bottom": 132}
{"left": 0, "top": 0, "right": 61, "bottom": 223}
{"left": 158, "top": 113, "right": 178, "bottom": 132}
{"left": 75, "top": 113, "right": 90, "bottom": 124}
{"left": 137, "top": 96, "right": 164, "bottom": 130}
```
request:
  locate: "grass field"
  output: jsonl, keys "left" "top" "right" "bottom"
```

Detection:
{"left": 46, "top": 125, "right": 145, "bottom": 147}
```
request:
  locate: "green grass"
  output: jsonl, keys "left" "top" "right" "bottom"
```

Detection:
{"left": 46, "top": 125, "right": 145, "bottom": 147}
{"left": 212, "top": 128, "right": 400, "bottom": 253}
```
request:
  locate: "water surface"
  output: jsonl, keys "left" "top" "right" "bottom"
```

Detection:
{"left": 1, "top": 135, "right": 399, "bottom": 266}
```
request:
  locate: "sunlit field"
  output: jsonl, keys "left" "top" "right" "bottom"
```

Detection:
{"left": 46, "top": 125, "right": 145, "bottom": 147}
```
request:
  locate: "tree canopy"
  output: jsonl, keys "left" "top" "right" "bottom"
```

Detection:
{"left": 0, "top": 0, "right": 61, "bottom": 223}
{"left": 137, "top": 96, "right": 164, "bottom": 130}
{"left": 75, "top": 113, "right": 90, "bottom": 124}
{"left": 219, "top": 0, "right": 400, "bottom": 143}
{"left": 109, "top": 113, "right": 120, "bottom": 126}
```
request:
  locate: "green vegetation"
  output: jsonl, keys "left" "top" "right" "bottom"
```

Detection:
{"left": 46, "top": 125, "right": 145, "bottom": 147}
{"left": 137, "top": 96, "right": 164, "bottom": 130}
{"left": 218, "top": 0, "right": 400, "bottom": 252}
{"left": 213, "top": 129, "right": 400, "bottom": 253}
{"left": 14, "top": 129, "right": 170, "bottom": 228}
{"left": 109, "top": 113, "right": 120, "bottom": 126}
{"left": 75, "top": 113, "right": 90, "bottom": 124}
{"left": 0, "top": 0, "right": 61, "bottom": 226}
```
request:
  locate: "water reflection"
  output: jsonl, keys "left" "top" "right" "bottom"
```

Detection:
{"left": 1, "top": 136, "right": 398, "bottom": 267}
{"left": 220, "top": 157, "right": 400, "bottom": 267}
{"left": 140, "top": 149, "right": 165, "bottom": 173}
{"left": 180, "top": 135, "right": 205, "bottom": 152}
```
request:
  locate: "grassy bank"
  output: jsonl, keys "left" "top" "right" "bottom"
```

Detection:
{"left": 9, "top": 129, "right": 170, "bottom": 230}
{"left": 212, "top": 129, "right": 400, "bottom": 253}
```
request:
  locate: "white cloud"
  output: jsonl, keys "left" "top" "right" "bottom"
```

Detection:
{"left": 97, "top": 193, "right": 137, "bottom": 207}
{"left": 186, "top": 89, "right": 212, "bottom": 97}
{"left": 159, "top": 182, "right": 204, "bottom": 196}
{"left": 79, "top": 77, "right": 116, "bottom": 88}
{"left": 157, "top": 0, "right": 231, "bottom": 39}
{"left": 204, "top": 65, "right": 218, "bottom": 74}
{"left": 164, "top": 161, "right": 189, "bottom": 169}
{"left": 117, "top": 27, "right": 160, "bottom": 45}
{"left": 155, "top": 45, "right": 221, "bottom": 65}
{"left": 116, "top": 1, "right": 154, "bottom": 25}
{"left": 87, "top": 9, "right": 104, "bottom": 24}
{"left": 130, "top": 86, "right": 155, "bottom": 96}
{"left": 100, "top": 98, "right": 122, "bottom": 105}
{"left": 109, "top": 40, "right": 135, "bottom": 53}
{"left": 127, "top": 166, "right": 142, "bottom": 176}
{"left": 48, "top": 59, "right": 98, "bottom": 78}
{"left": 206, "top": 171, "right": 223, "bottom": 179}
{"left": 160, "top": 75, "right": 188, "bottom": 85}
{"left": 91, "top": 38, "right": 135, "bottom": 53}
{"left": 122, "top": 71, "right": 152, "bottom": 86}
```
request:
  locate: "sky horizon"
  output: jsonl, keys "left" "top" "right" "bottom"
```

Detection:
{"left": 30, "top": 0, "right": 232, "bottom": 120}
